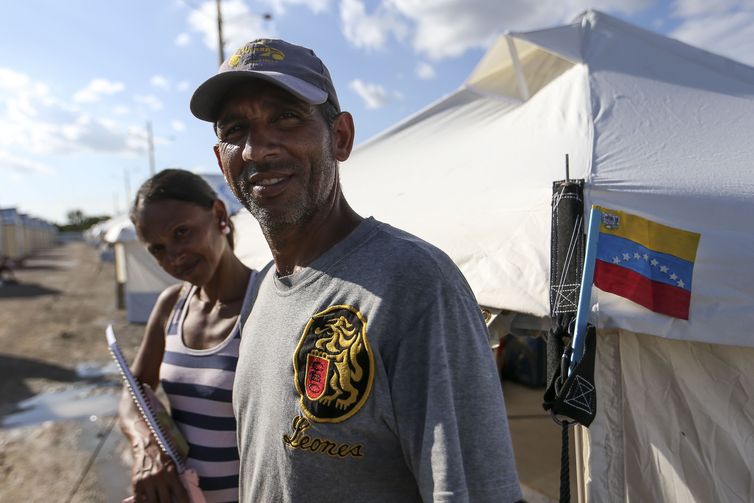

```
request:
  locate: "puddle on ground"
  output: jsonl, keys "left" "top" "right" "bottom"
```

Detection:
{"left": 1, "top": 361, "right": 123, "bottom": 429}
{"left": 0, "top": 361, "right": 132, "bottom": 500}
{"left": 75, "top": 360, "right": 120, "bottom": 379}
{"left": 78, "top": 415, "right": 132, "bottom": 502}
{"left": 1, "top": 384, "right": 120, "bottom": 428}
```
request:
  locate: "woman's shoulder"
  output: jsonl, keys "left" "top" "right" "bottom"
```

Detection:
{"left": 152, "top": 283, "right": 187, "bottom": 322}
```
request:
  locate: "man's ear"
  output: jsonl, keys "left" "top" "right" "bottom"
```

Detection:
{"left": 213, "top": 144, "right": 223, "bottom": 172}
{"left": 331, "top": 112, "right": 355, "bottom": 162}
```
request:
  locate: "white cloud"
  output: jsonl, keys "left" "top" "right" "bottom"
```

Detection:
{"left": 151, "top": 75, "right": 170, "bottom": 89}
{"left": 337, "top": 0, "right": 651, "bottom": 60}
{"left": 262, "top": 0, "right": 330, "bottom": 14}
{"left": 0, "top": 68, "right": 161, "bottom": 183}
{"left": 176, "top": 80, "right": 191, "bottom": 92}
{"left": 670, "top": 2, "right": 754, "bottom": 65}
{"left": 340, "top": 0, "right": 407, "bottom": 50}
{"left": 349, "top": 78, "right": 392, "bottom": 109}
{"left": 336, "top": 0, "right": 749, "bottom": 65}
{"left": 415, "top": 61, "right": 435, "bottom": 80}
{"left": 0, "top": 68, "right": 30, "bottom": 91}
{"left": 175, "top": 32, "right": 191, "bottom": 47}
{"left": 0, "top": 149, "right": 55, "bottom": 175}
{"left": 171, "top": 120, "right": 186, "bottom": 132}
{"left": 0, "top": 68, "right": 146, "bottom": 159}
{"left": 112, "top": 105, "right": 130, "bottom": 115}
{"left": 134, "top": 94, "right": 164, "bottom": 111}
{"left": 62, "top": 116, "right": 146, "bottom": 154}
{"left": 73, "top": 78, "right": 125, "bottom": 103}
{"left": 188, "top": 0, "right": 277, "bottom": 59}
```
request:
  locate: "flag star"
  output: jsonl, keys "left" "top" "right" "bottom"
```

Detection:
{"left": 622, "top": 253, "right": 631, "bottom": 261}
{"left": 612, "top": 256, "right": 621, "bottom": 264}
{"left": 659, "top": 265, "right": 669, "bottom": 273}
{"left": 669, "top": 273, "right": 678, "bottom": 281}
{"left": 650, "top": 259, "right": 659, "bottom": 266}
{"left": 634, "top": 252, "right": 641, "bottom": 259}
{"left": 677, "top": 280, "right": 685, "bottom": 288}
{"left": 643, "top": 254, "right": 649, "bottom": 261}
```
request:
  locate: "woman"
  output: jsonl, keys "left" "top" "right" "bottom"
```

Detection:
{"left": 119, "top": 169, "right": 256, "bottom": 503}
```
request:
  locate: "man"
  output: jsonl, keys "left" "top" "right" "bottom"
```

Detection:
{"left": 190, "top": 38, "right": 522, "bottom": 502}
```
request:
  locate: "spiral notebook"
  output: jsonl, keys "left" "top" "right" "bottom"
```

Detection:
{"left": 106, "top": 324, "right": 206, "bottom": 503}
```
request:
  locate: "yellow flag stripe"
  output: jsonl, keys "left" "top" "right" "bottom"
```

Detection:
{"left": 596, "top": 206, "right": 700, "bottom": 263}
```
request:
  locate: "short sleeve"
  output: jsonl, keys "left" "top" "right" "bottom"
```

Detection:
{"left": 385, "top": 277, "right": 522, "bottom": 502}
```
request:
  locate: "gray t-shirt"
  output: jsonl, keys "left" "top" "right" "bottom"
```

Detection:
{"left": 234, "top": 217, "right": 521, "bottom": 502}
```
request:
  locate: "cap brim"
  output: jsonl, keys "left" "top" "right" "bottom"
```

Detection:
{"left": 190, "top": 71, "right": 329, "bottom": 122}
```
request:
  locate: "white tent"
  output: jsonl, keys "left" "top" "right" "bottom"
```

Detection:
{"left": 232, "top": 10, "right": 754, "bottom": 502}
{"left": 99, "top": 213, "right": 176, "bottom": 323}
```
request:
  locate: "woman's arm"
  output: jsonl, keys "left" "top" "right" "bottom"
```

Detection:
{"left": 118, "top": 284, "right": 190, "bottom": 503}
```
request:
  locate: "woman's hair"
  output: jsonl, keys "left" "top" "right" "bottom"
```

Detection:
{"left": 130, "top": 168, "right": 235, "bottom": 248}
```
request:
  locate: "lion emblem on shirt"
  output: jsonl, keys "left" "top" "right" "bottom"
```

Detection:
{"left": 294, "top": 305, "right": 374, "bottom": 423}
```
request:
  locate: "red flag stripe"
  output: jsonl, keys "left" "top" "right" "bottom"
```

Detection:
{"left": 594, "top": 260, "right": 691, "bottom": 320}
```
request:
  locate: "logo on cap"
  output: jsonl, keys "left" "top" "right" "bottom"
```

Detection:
{"left": 229, "top": 41, "right": 285, "bottom": 68}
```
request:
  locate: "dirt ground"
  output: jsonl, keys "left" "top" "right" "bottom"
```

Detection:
{"left": 0, "top": 240, "right": 142, "bottom": 502}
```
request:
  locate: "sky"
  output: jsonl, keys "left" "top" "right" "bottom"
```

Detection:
{"left": 1, "top": 0, "right": 753, "bottom": 224}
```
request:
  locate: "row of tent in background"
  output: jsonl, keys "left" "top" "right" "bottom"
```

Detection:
{"left": 0, "top": 208, "right": 58, "bottom": 263}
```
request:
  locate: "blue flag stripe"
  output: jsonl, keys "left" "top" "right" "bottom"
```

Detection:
{"left": 597, "top": 233, "right": 694, "bottom": 291}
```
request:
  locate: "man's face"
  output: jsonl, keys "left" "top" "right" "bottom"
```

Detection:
{"left": 213, "top": 82, "right": 344, "bottom": 236}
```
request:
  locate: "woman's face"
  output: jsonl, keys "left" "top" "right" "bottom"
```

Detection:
{"left": 135, "top": 199, "right": 227, "bottom": 285}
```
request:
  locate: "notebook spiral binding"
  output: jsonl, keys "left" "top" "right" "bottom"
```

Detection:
{"left": 106, "top": 325, "right": 186, "bottom": 473}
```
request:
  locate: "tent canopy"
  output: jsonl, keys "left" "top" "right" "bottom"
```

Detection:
{"left": 269, "top": 9, "right": 751, "bottom": 348}
{"left": 233, "top": 11, "right": 754, "bottom": 346}
{"left": 229, "top": 12, "right": 754, "bottom": 500}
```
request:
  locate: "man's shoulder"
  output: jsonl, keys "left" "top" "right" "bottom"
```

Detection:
{"left": 350, "top": 219, "right": 470, "bottom": 295}
{"left": 365, "top": 220, "right": 456, "bottom": 272}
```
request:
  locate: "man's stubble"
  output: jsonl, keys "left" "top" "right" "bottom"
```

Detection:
{"left": 229, "top": 149, "right": 338, "bottom": 241}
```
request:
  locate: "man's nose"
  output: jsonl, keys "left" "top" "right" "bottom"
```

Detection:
{"left": 242, "top": 127, "right": 277, "bottom": 162}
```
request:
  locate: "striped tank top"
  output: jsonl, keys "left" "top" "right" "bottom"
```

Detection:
{"left": 160, "top": 272, "right": 256, "bottom": 503}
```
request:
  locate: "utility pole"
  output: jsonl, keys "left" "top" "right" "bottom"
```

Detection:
{"left": 213, "top": 1, "right": 273, "bottom": 66}
{"left": 124, "top": 168, "right": 131, "bottom": 208}
{"left": 216, "top": 0, "right": 225, "bottom": 65}
{"left": 146, "top": 121, "right": 155, "bottom": 177}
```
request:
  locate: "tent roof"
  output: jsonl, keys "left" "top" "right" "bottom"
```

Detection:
{"left": 233, "top": 10, "right": 754, "bottom": 347}
{"left": 102, "top": 214, "right": 136, "bottom": 243}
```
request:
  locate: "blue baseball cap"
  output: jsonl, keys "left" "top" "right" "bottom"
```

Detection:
{"left": 190, "top": 38, "right": 340, "bottom": 122}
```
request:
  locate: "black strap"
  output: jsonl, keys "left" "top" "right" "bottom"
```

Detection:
{"left": 547, "top": 178, "right": 592, "bottom": 502}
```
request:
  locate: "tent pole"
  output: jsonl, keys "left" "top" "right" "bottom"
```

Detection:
{"left": 575, "top": 424, "right": 586, "bottom": 503}
{"left": 506, "top": 36, "right": 530, "bottom": 100}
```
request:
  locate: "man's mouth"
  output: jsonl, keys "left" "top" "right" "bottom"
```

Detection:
{"left": 256, "top": 177, "right": 286, "bottom": 186}
{"left": 248, "top": 173, "right": 292, "bottom": 198}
